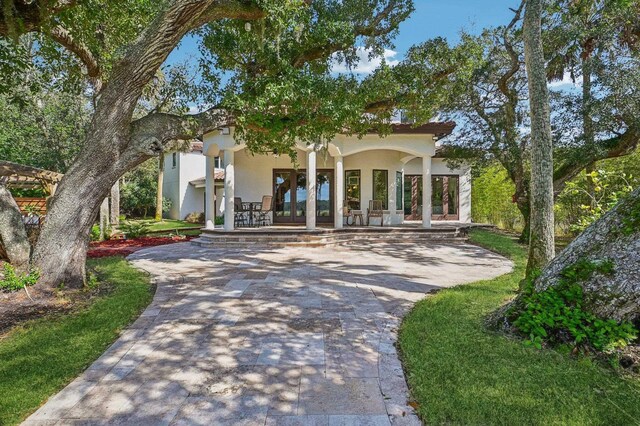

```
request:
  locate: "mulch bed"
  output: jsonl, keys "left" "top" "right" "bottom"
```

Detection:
{"left": 87, "top": 235, "right": 195, "bottom": 258}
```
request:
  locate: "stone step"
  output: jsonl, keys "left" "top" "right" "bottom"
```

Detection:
{"left": 192, "top": 229, "right": 467, "bottom": 248}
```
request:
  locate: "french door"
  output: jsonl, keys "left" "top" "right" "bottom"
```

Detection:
{"left": 273, "top": 169, "right": 334, "bottom": 224}
{"left": 403, "top": 175, "right": 460, "bottom": 221}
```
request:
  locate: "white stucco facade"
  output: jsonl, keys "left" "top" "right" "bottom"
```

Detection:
{"left": 194, "top": 125, "right": 471, "bottom": 230}
{"left": 162, "top": 151, "right": 207, "bottom": 220}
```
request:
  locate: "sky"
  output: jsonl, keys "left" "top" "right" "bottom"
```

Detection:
{"left": 168, "top": 0, "right": 521, "bottom": 73}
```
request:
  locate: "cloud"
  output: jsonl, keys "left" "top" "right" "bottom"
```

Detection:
{"left": 332, "top": 47, "right": 400, "bottom": 75}
{"left": 548, "top": 71, "right": 583, "bottom": 90}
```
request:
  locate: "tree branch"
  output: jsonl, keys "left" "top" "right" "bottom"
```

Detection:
{"left": 129, "top": 108, "right": 232, "bottom": 156}
{"left": 553, "top": 125, "right": 640, "bottom": 195}
{"left": 291, "top": 0, "right": 410, "bottom": 68}
{"left": 49, "top": 25, "right": 102, "bottom": 89}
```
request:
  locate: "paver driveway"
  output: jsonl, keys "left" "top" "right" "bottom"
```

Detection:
{"left": 25, "top": 240, "right": 512, "bottom": 426}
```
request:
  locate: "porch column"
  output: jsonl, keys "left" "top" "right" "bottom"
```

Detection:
{"left": 205, "top": 155, "right": 216, "bottom": 229}
{"left": 422, "top": 155, "right": 432, "bottom": 228}
{"left": 306, "top": 148, "right": 317, "bottom": 230}
{"left": 334, "top": 155, "right": 344, "bottom": 229}
{"left": 223, "top": 149, "right": 235, "bottom": 232}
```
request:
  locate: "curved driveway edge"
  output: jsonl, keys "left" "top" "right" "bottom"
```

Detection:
{"left": 24, "top": 240, "right": 512, "bottom": 426}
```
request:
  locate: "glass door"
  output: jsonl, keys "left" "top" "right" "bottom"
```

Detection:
{"left": 294, "top": 172, "right": 307, "bottom": 223}
{"left": 316, "top": 170, "right": 334, "bottom": 223}
{"left": 274, "top": 171, "right": 293, "bottom": 222}
{"left": 273, "top": 169, "right": 334, "bottom": 224}
{"left": 403, "top": 175, "right": 459, "bottom": 221}
{"left": 404, "top": 175, "right": 422, "bottom": 220}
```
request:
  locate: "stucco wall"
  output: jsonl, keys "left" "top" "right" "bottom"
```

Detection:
{"left": 179, "top": 152, "right": 207, "bottom": 219}
{"left": 162, "top": 153, "right": 181, "bottom": 220}
{"left": 162, "top": 152, "right": 207, "bottom": 220}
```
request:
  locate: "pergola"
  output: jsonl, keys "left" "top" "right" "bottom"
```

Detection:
{"left": 0, "top": 161, "right": 64, "bottom": 196}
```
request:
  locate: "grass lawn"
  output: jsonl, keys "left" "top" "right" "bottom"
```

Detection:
{"left": 0, "top": 257, "right": 153, "bottom": 425}
{"left": 399, "top": 229, "right": 640, "bottom": 425}
{"left": 129, "top": 218, "right": 201, "bottom": 232}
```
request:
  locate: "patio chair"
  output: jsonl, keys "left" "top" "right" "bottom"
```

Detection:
{"left": 234, "top": 197, "right": 248, "bottom": 228}
{"left": 367, "top": 199, "right": 384, "bottom": 226}
{"left": 256, "top": 195, "right": 273, "bottom": 227}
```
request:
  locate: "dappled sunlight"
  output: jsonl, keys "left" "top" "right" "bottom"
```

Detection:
{"left": 26, "top": 240, "right": 511, "bottom": 424}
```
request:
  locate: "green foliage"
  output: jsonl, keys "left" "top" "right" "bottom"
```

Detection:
{"left": 0, "top": 89, "right": 89, "bottom": 173}
{"left": 471, "top": 164, "right": 524, "bottom": 231}
{"left": 557, "top": 169, "right": 636, "bottom": 234}
{"left": 119, "top": 221, "right": 148, "bottom": 239}
{"left": 514, "top": 259, "right": 638, "bottom": 353}
{"left": 89, "top": 225, "right": 101, "bottom": 242}
{"left": 120, "top": 159, "right": 158, "bottom": 218}
{"left": 0, "top": 264, "right": 40, "bottom": 292}
{"left": 161, "top": 197, "right": 172, "bottom": 214}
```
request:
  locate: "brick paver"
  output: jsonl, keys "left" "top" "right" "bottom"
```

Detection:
{"left": 25, "top": 240, "right": 512, "bottom": 425}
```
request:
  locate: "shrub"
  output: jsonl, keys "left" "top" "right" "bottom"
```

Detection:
{"left": 514, "top": 260, "right": 638, "bottom": 353}
{"left": 0, "top": 264, "right": 40, "bottom": 292}
{"left": 215, "top": 216, "right": 224, "bottom": 225}
{"left": 119, "top": 221, "right": 148, "bottom": 239}
{"left": 184, "top": 212, "right": 205, "bottom": 224}
{"left": 90, "top": 225, "right": 101, "bottom": 241}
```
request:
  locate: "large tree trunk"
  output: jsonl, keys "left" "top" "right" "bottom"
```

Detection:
{"left": 155, "top": 155, "right": 165, "bottom": 221}
{"left": 110, "top": 180, "right": 120, "bottom": 225}
{"left": 0, "top": 185, "right": 31, "bottom": 271}
{"left": 22, "top": 2, "right": 261, "bottom": 289}
{"left": 532, "top": 187, "right": 640, "bottom": 322}
{"left": 523, "top": 0, "right": 555, "bottom": 276}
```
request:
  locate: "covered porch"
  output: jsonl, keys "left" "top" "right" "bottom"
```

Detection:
{"left": 201, "top": 124, "right": 470, "bottom": 232}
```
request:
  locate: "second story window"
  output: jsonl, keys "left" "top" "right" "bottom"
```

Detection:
{"left": 172, "top": 153, "right": 177, "bottom": 169}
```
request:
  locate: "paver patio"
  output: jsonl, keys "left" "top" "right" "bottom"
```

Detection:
{"left": 25, "top": 240, "right": 512, "bottom": 425}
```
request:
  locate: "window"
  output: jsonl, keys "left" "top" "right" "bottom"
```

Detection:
{"left": 395, "top": 171, "right": 403, "bottom": 211}
{"left": 172, "top": 152, "right": 177, "bottom": 168}
{"left": 214, "top": 156, "right": 222, "bottom": 168}
{"left": 372, "top": 169, "right": 388, "bottom": 209}
{"left": 345, "top": 170, "right": 361, "bottom": 210}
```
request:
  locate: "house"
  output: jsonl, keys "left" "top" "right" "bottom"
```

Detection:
{"left": 162, "top": 142, "right": 224, "bottom": 221}
{"left": 191, "top": 122, "right": 471, "bottom": 230}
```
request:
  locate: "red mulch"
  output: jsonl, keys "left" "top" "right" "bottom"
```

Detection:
{"left": 87, "top": 235, "right": 195, "bottom": 258}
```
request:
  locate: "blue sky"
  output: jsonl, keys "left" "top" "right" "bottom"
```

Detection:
{"left": 394, "top": 1, "right": 520, "bottom": 54}
{"left": 168, "top": 1, "right": 521, "bottom": 70}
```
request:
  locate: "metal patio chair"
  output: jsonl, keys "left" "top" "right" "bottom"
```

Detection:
{"left": 256, "top": 195, "right": 273, "bottom": 227}
{"left": 234, "top": 197, "right": 248, "bottom": 228}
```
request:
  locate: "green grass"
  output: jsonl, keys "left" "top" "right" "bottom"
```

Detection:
{"left": 129, "top": 219, "right": 200, "bottom": 232}
{"left": 399, "top": 229, "right": 640, "bottom": 425}
{"left": 0, "top": 257, "right": 153, "bottom": 425}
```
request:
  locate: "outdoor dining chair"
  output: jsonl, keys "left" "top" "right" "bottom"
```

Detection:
{"left": 367, "top": 199, "right": 384, "bottom": 226}
{"left": 234, "top": 197, "right": 248, "bottom": 228}
{"left": 256, "top": 195, "right": 273, "bottom": 226}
